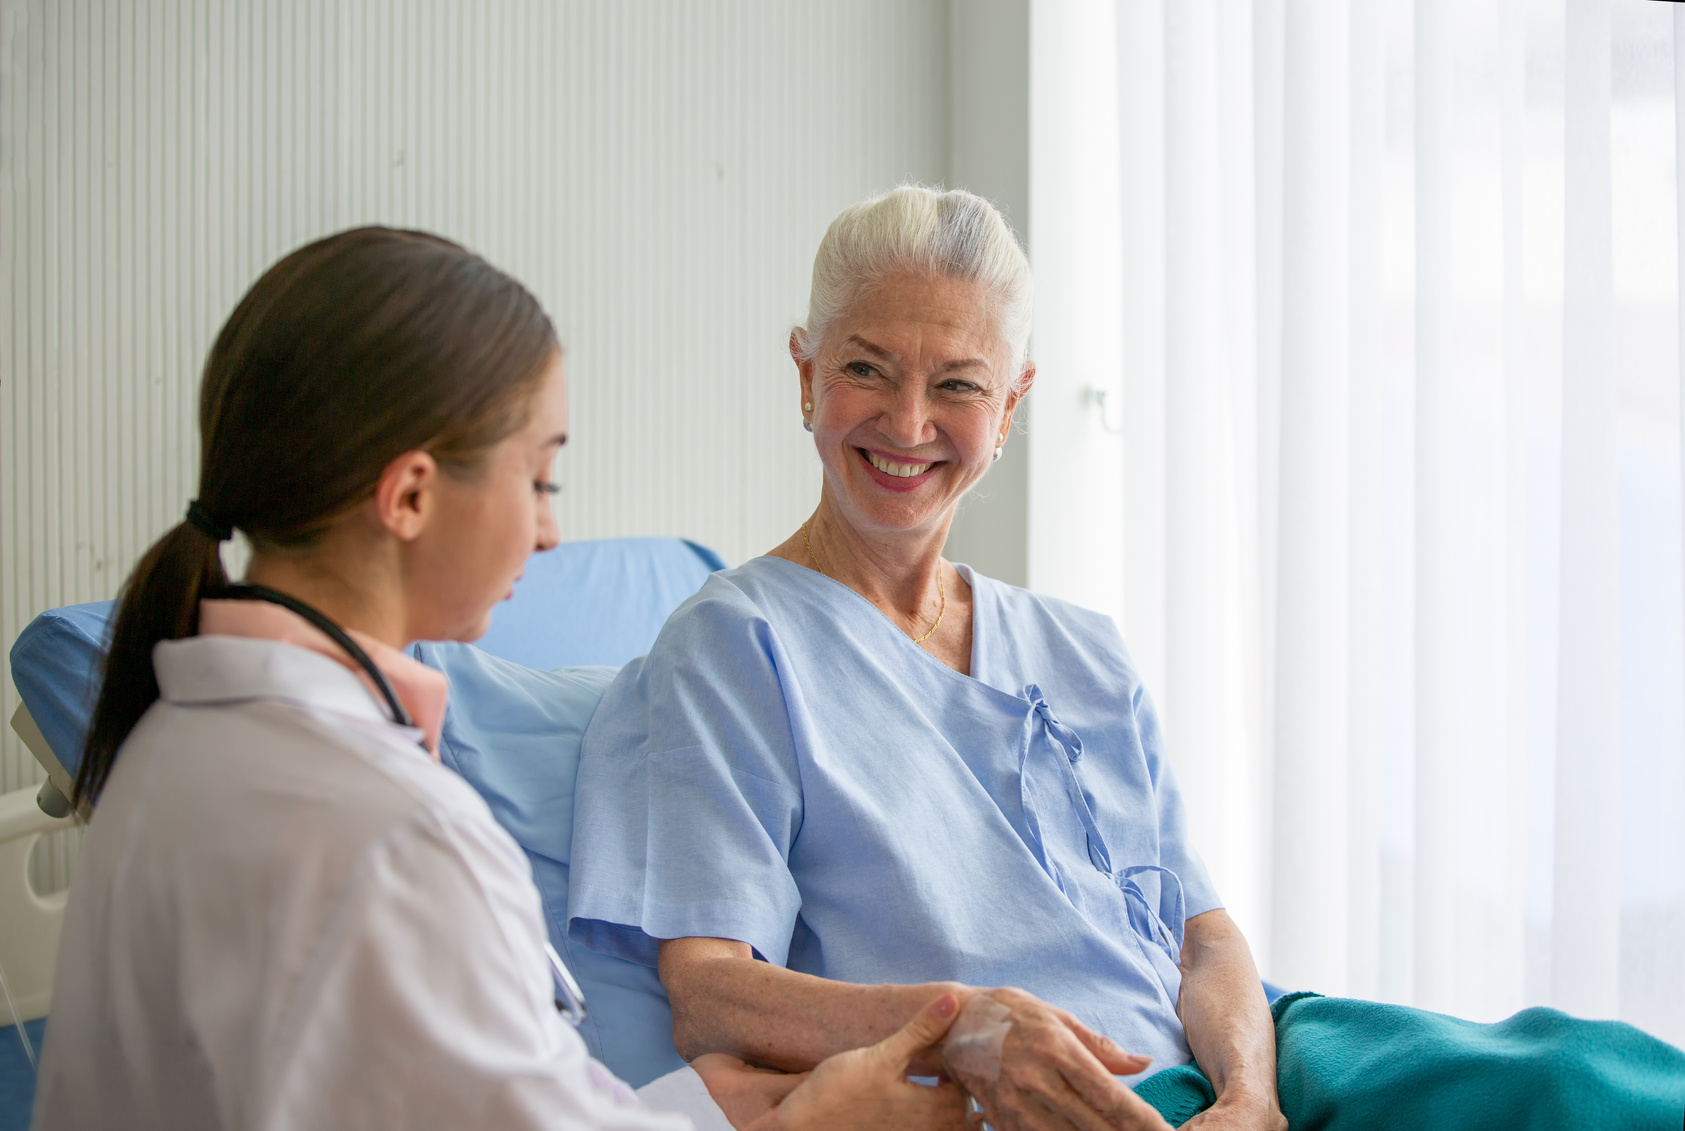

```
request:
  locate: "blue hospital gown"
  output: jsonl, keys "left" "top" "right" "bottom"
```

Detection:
{"left": 568, "top": 557, "right": 1222, "bottom": 1076}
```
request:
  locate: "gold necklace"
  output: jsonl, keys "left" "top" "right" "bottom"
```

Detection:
{"left": 800, "top": 520, "right": 830, "bottom": 576}
{"left": 801, "top": 521, "right": 946, "bottom": 645}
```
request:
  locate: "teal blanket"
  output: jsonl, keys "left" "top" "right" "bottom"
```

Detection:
{"left": 1135, "top": 992, "right": 1685, "bottom": 1130}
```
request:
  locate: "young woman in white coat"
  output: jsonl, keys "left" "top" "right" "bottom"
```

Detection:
{"left": 32, "top": 227, "right": 968, "bottom": 1131}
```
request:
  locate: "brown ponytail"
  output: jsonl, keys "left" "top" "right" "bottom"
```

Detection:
{"left": 76, "top": 228, "right": 558, "bottom": 806}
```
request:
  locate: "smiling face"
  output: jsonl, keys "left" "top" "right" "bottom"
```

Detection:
{"left": 798, "top": 272, "right": 1031, "bottom": 543}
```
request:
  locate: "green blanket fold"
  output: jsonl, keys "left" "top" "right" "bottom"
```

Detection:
{"left": 1133, "top": 991, "right": 1685, "bottom": 1130}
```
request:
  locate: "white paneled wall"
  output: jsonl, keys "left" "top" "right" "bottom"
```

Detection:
{"left": 0, "top": 0, "right": 952, "bottom": 889}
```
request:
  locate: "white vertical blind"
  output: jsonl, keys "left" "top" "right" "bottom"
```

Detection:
{"left": 1555, "top": 0, "right": 1621, "bottom": 1023}
{"left": 1116, "top": 0, "right": 1169, "bottom": 698}
{"left": 1026, "top": 0, "right": 1128, "bottom": 624}
{"left": 1676, "top": 14, "right": 1685, "bottom": 1044}
{"left": 1162, "top": 0, "right": 1269, "bottom": 971}
{"left": 1032, "top": 0, "right": 1685, "bottom": 1043}
{"left": 1412, "top": 0, "right": 1522, "bottom": 1021}
{"left": 1611, "top": 0, "right": 1685, "bottom": 1040}
{"left": 1163, "top": 0, "right": 1229, "bottom": 904}
{"left": 0, "top": 0, "right": 951, "bottom": 891}
{"left": 1270, "top": 0, "right": 1352, "bottom": 995}
{"left": 1343, "top": 0, "right": 1386, "bottom": 1005}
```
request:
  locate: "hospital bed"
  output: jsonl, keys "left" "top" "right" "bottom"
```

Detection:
{"left": 0, "top": 537, "right": 726, "bottom": 1128}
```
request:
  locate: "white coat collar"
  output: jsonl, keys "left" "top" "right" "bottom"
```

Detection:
{"left": 153, "top": 634, "right": 422, "bottom": 742}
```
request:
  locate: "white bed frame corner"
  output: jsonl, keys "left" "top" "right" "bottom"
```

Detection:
{"left": 0, "top": 703, "right": 76, "bottom": 1025}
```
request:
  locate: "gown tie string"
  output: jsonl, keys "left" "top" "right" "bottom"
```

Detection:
{"left": 1115, "top": 863, "right": 1187, "bottom": 961}
{"left": 1023, "top": 685, "right": 1187, "bottom": 962}
{"left": 1025, "top": 684, "right": 1113, "bottom": 875}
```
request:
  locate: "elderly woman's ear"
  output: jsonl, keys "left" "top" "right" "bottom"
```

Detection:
{"left": 790, "top": 330, "right": 816, "bottom": 431}
{"left": 1015, "top": 363, "right": 1037, "bottom": 400}
{"left": 993, "top": 364, "right": 1035, "bottom": 456}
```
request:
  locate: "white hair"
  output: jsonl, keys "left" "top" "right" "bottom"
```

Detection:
{"left": 794, "top": 184, "right": 1034, "bottom": 390}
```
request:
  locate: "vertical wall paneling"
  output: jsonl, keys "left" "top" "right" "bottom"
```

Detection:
{"left": 0, "top": 0, "right": 951, "bottom": 892}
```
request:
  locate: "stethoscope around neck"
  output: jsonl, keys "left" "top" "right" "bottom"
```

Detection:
{"left": 205, "top": 582, "right": 591, "bottom": 1029}
{"left": 208, "top": 584, "right": 417, "bottom": 729}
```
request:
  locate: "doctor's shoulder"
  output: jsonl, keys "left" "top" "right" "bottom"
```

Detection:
{"left": 128, "top": 649, "right": 529, "bottom": 893}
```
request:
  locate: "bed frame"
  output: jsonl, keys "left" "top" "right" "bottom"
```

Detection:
{"left": 0, "top": 704, "right": 73, "bottom": 1027}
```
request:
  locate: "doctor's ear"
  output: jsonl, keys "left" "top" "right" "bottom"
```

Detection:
{"left": 372, "top": 450, "right": 439, "bottom": 542}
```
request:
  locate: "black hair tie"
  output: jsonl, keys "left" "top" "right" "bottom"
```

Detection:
{"left": 185, "top": 500, "right": 233, "bottom": 543}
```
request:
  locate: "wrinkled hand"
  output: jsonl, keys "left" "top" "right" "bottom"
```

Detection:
{"left": 940, "top": 987, "right": 1172, "bottom": 1131}
{"left": 696, "top": 992, "right": 974, "bottom": 1131}
{"left": 1178, "top": 1091, "right": 1287, "bottom": 1131}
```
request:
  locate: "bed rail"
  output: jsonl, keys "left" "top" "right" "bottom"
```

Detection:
{"left": 0, "top": 706, "right": 75, "bottom": 1024}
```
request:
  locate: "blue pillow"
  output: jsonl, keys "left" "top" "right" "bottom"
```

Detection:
{"left": 412, "top": 641, "right": 683, "bottom": 1087}
{"left": 8, "top": 600, "right": 115, "bottom": 780}
{"left": 475, "top": 538, "right": 725, "bottom": 669}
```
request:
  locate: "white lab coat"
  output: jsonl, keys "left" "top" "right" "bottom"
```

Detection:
{"left": 33, "top": 634, "right": 724, "bottom": 1130}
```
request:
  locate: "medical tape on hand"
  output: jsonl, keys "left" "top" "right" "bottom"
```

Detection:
{"left": 940, "top": 995, "right": 1013, "bottom": 1083}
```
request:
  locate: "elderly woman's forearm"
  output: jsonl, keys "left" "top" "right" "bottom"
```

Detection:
{"left": 658, "top": 936, "right": 967, "bottom": 1069}
{"left": 1176, "top": 910, "right": 1280, "bottom": 1112}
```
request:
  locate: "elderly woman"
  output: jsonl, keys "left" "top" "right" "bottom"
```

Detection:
{"left": 567, "top": 187, "right": 1685, "bottom": 1131}
{"left": 568, "top": 186, "right": 1268, "bottom": 1131}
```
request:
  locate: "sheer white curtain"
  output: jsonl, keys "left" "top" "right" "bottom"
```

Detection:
{"left": 1054, "top": 0, "right": 1685, "bottom": 1044}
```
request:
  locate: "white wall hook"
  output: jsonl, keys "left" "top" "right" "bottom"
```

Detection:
{"left": 1085, "top": 386, "right": 1126, "bottom": 435}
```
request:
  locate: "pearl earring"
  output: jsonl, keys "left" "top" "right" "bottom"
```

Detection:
{"left": 803, "top": 402, "right": 815, "bottom": 432}
{"left": 993, "top": 434, "right": 1005, "bottom": 462}
{"left": 803, "top": 420, "right": 814, "bottom": 433}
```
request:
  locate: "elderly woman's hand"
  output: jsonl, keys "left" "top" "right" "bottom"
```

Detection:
{"left": 1177, "top": 1092, "right": 1287, "bottom": 1131}
{"left": 941, "top": 987, "right": 1173, "bottom": 1131}
{"left": 694, "top": 992, "right": 973, "bottom": 1131}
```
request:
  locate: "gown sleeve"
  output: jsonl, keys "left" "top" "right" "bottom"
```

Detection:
{"left": 1128, "top": 675, "right": 1225, "bottom": 923}
{"left": 568, "top": 579, "right": 807, "bottom": 968}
